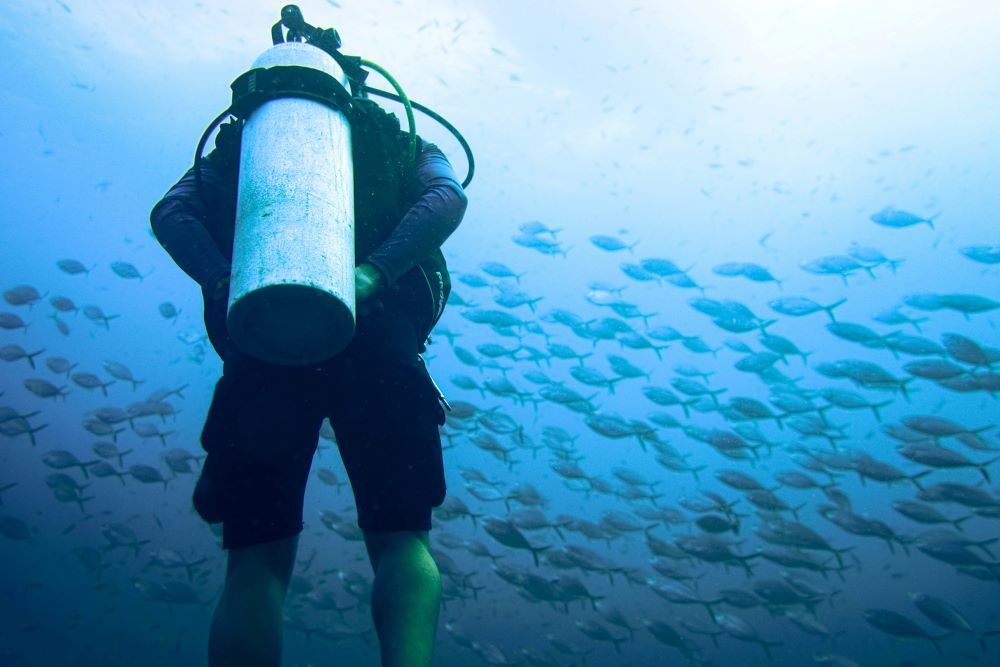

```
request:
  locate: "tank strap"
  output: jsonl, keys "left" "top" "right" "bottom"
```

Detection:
{"left": 229, "top": 65, "right": 358, "bottom": 121}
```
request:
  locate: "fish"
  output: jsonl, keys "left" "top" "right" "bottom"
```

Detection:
{"left": 3, "top": 286, "right": 43, "bottom": 308}
{"left": 41, "top": 451, "right": 98, "bottom": 478}
{"left": 904, "top": 293, "right": 999, "bottom": 318}
{"left": 71, "top": 372, "right": 115, "bottom": 396}
{"left": 24, "top": 378, "right": 69, "bottom": 400}
{"left": 129, "top": 464, "right": 170, "bottom": 489}
{"left": 55, "top": 259, "right": 93, "bottom": 275}
{"left": 847, "top": 242, "right": 904, "bottom": 273}
{"left": 0, "top": 312, "right": 29, "bottom": 332}
{"left": 482, "top": 517, "right": 550, "bottom": 566}
{"left": 619, "top": 262, "right": 658, "bottom": 282}
{"left": 589, "top": 235, "right": 637, "bottom": 253}
{"left": 873, "top": 306, "right": 927, "bottom": 331}
{"left": 713, "top": 612, "right": 784, "bottom": 662}
{"left": 863, "top": 608, "right": 947, "bottom": 654}
{"left": 460, "top": 308, "right": 525, "bottom": 329}
{"left": 49, "top": 296, "right": 78, "bottom": 313}
{"left": 757, "top": 518, "right": 853, "bottom": 566}
{"left": 909, "top": 592, "right": 990, "bottom": 651}
{"left": 642, "top": 618, "right": 702, "bottom": 660}
{"left": 517, "top": 220, "right": 561, "bottom": 237}
{"left": 883, "top": 332, "right": 946, "bottom": 357}
{"left": 941, "top": 333, "right": 1000, "bottom": 367}
{"left": 104, "top": 361, "right": 143, "bottom": 390}
{"left": 512, "top": 233, "right": 568, "bottom": 256}
{"left": 157, "top": 302, "right": 180, "bottom": 322}
{"left": 768, "top": 297, "right": 846, "bottom": 321}
{"left": 892, "top": 500, "right": 971, "bottom": 531}
{"left": 110, "top": 261, "right": 152, "bottom": 281}
{"left": 493, "top": 286, "right": 542, "bottom": 311}
{"left": 457, "top": 272, "right": 490, "bottom": 289}
{"left": 869, "top": 206, "right": 939, "bottom": 229}
{"left": 479, "top": 261, "right": 525, "bottom": 282}
{"left": 584, "top": 413, "right": 637, "bottom": 439}
{"left": 0, "top": 345, "right": 44, "bottom": 369}
{"left": 900, "top": 414, "right": 991, "bottom": 439}
{"left": 81, "top": 305, "right": 119, "bottom": 329}
{"left": 712, "top": 262, "right": 782, "bottom": 287}
{"left": 574, "top": 619, "right": 626, "bottom": 654}
{"left": 800, "top": 256, "right": 875, "bottom": 284}
{"left": 959, "top": 245, "right": 1000, "bottom": 264}
{"left": 0, "top": 515, "right": 31, "bottom": 541}
{"left": 639, "top": 257, "right": 685, "bottom": 277}
{"left": 898, "top": 443, "right": 998, "bottom": 485}
{"left": 917, "top": 482, "right": 1000, "bottom": 508}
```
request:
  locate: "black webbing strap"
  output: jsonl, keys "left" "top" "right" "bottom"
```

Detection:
{"left": 229, "top": 65, "right": 357, "bottom": 121}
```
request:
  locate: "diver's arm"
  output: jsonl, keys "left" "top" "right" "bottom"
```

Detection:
{"left": 365, "top": 143, "right": 468, "bottom": 286}
{"left": 149, "top": 156, "right": 233, "bottom": 292}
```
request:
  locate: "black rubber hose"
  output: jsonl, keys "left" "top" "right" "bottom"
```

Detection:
{"left": 363, "top": 86, "right": 475, "bottom": 189}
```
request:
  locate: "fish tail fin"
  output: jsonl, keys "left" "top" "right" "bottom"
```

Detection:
{"left": 899, "top": 378, "right": 914, "bottom": 403}
{"left": 28, "top": 423, "right": 49, "bottom": 447}
{"left": 823, "top": 301, "right": 847, "bottom": 323}
{"left": 979, "top": 459, "right": 998, "bottom": 483}
{"left": 953, "top": 514, "right": 974, "bottom": 532}
{"left": 763, "top": 640, "right": 783, "bottom": 663}
{"left": 871, "top": 400, "right": 893, "bottom": 423}
{"left": 530, "top": 544, "right": 550, "bottom": 567}
{"left": 27, "top": 349, "right": 44, "bottom": 369}
{"left": 832, "top": 546, "right": 853, "bottom": 568}
{"left": 77, "top": 495, "right": 96, "bottom": 513}
{"left": 910, "top": 469, "right": 933, "bottom": 490}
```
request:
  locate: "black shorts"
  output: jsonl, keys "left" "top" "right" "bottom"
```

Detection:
{"left": 195, "top": 275, "right": 448, "bottom": 550}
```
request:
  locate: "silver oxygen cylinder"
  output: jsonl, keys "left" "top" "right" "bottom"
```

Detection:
{"left": 227, "top": 42, "right": 355, "bottom": 365}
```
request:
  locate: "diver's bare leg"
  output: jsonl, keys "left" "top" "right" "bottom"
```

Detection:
{"left": 208, "top": 535, "right": 298, "bottom": 667}
{"left": 363, "top": 530, "right": 441, "bottom": 667}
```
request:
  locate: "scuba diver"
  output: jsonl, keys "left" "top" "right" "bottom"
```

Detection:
{"left": 149, "top": 7, "right": 472, "bottom": 667}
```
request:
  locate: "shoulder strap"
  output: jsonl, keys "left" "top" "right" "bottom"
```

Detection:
{"left": 207, "top": 119, "right": 243, "bottom": 174}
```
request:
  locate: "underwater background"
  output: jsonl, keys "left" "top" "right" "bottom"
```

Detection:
{"left": 1, "top": 1, "right": 999, "bottom": 665}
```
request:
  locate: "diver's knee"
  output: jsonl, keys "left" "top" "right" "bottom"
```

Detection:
{"left": 226, "top": 535, "right": 299, "bottom": 589}
{"left": 363, "top": 530, "right": 431, "bottom": 571}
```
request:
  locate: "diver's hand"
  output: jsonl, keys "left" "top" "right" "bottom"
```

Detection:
{"left": 354, "top": 263, "right": 384, "bottom": 304}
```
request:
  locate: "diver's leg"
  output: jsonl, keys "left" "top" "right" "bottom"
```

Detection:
{"left": 209, "top": 535, "right": 298, "bottom": 667}
{"left": 363, "top": 530, "right": 441, "bottom": 667}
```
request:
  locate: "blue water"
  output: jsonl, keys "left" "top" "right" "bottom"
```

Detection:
{"left": 1, "top": 2, "right": 998, "bottom": 666}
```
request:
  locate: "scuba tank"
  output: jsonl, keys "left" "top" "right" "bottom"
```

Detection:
{"left": 228, "top": 41, "right": 355, "bottom": 365}
{"left": 194, "top": 4, "right": 474, "bottom": 366}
